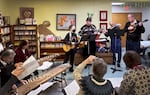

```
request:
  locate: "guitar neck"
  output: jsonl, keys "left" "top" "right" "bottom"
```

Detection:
{"left": 17, "top": 63, "right": 70, "bottom": 95}
{"left": 135, "top": 20, "right": 148, "bottom": 27}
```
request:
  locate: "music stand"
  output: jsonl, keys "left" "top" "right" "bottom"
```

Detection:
{"left": 80, "top": 34, "right": 97, "bottom": 55}
{"left": 108, "top": 26, "right": 123, "bottom": 73}
{"left": 81, "top": 34, "right": 97, "bottom": 74}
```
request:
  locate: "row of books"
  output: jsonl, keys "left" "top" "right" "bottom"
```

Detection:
{"left": 41, "top": 43, "right": 63, "bottom": 48}
{"left": 15, "top": 31, "right": 36, "bottom": 35}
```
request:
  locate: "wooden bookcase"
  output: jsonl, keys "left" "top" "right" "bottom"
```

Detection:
{"left": 0, "top": 25, "right": 12, "bottom": 47}
{"left": 12, "top": 25, "right": 38, "bottom": 57}
{"left": 40, "top": 41, "right": 65, "bottom": 60}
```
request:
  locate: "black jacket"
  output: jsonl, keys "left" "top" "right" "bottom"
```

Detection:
{"left": 64, "top": 32, "right": 78, "bottom": 45}
{"left": 79, "top": 24, "right": 96, "bottom": 35}
{"left": 0, "top": 62, "right": 15, "bottom": 87}
{"left": 123, "top": 20, "right": 145, "bottom": 41}
{"left": 0, "top": 75, "right": 18, "bottom": 95}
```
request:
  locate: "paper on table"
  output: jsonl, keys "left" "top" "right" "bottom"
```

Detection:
{"left": 17, "top": 56, "right": 39, "bottom": 80}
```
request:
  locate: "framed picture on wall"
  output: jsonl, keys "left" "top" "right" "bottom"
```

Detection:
{"left": 56, "top": 14, "right": 76, "bottom": 30}
{"left": 100, "top": 23, "right": 107, "bottom": 30}
{"left": 20, "top": 7, "right": 34, "bottom": 19}
{"left": 100, "top": 11, "right": 107, "bottom": 21}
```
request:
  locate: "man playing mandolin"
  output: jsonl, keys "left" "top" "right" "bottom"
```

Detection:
{"left": 123, "top": 14, "right": 145, "bottom": 53}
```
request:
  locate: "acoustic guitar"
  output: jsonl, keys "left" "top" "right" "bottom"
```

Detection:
{"left": 129, "top": 19, "right": 148, "bottom": 33}
{"left": 63, "top": 42, "right": 85, "bottom": 52}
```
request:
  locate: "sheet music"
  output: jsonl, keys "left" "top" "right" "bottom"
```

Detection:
{"left": 140, "top": 41, "right": 150, "bottom": 48}
{"left": 64, "top": 80, "right": 80, "bottom": 95}
{"left": 106, "top": 78, "right": 123, "bottom": 87}
{"left": 17, "top": 56, "right": 39, "bottom": 80}
{"left": 27, "top": 82, "right": 55, "bottom": 95}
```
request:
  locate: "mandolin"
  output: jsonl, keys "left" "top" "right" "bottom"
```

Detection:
{"left": 129, "top": 19, "right": 148, "bottom": 33}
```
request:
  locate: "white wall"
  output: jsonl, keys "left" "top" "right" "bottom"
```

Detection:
{"left": 112, "top": 5, "right": 150, "bottom": 40}
{"left": 141, "top": 7, "right": 150, "bottom": 40}
{"left": 2, "top": 0, "right": 112, "bottom": 38}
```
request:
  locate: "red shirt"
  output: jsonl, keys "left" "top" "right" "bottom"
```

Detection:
{"left": 14, "top": 48, "right": 31, "bottom": 63}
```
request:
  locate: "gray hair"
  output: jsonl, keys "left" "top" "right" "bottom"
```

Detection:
{"left": 92, "top": 58, "right": 107, "bottom": 79}
{"left": 0, "top": 49, "right": 15, "bottom": 58}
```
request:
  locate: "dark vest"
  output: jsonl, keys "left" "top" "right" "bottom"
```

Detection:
{"left": 0, "top": 62, "right": 15, "bottom": 87}
{"left": 80, "top": 75, "right": 114, "bottom": 95}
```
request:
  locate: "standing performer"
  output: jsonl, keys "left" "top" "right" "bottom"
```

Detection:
{"left": 79, "top": 17, "right": 96, "bottom": 57}
{"left": 105, "top": 22, "right": 122, "bottom": 67}
{"left": 63, "top": 25, "right": 78, "bottom": 72}
{"left": 123, "top": 14, "right": 145, "bottom": 53}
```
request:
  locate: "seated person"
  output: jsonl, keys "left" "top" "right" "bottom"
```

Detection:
{"left": 116, "top": 51, "right": 150, "bottom": 95}
{"left": 0, "top": 49, "right": 16, "bottom": 87}
{"left": 73, "top": 55, "right": 114, "bottom": 95}
{"left": 14, "top": 40, "right": 39, "bottom": 78}
{"left": 0, "top": 63, "right": 24, "bottom": 95}
{"left": 96, "top": 42, "right": 106, "bottom": 53}
{"left": 14, "top": 40, "right": 31, "bottom": 63}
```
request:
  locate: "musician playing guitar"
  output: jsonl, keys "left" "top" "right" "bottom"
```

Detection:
{"left": 63, "top": 25, "right": 78, "bottom": 72}
{"left": 79, "top": 17, "right": 97, "bottom": 58}
{"left": 123, "top": 14, "right": 145, "bottom": 53}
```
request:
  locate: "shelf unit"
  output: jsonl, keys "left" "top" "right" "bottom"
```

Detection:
{"left": 0, "top": 25, "right": 12, "bottom": 47}
{"left": 12, "top": 25, "right": 38, "bottom": 57}
{"left": 40, "top": 41, "right": 65, "bottom": 60}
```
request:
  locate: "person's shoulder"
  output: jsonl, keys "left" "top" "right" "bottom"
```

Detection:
{"left": 15, "top": 47, "right": 21, "bottom": 51}
{"left": 0, "top": 62, "right": 3, "bottom": 67}
{"left": 125, "top": 68, "right": 150, "bottom": 77}
{"left": 91, "top": 24, "right": 96, "bottom": 27}
{"left": 136, "top": 20, "right": 140, "bottom": 23}
{"left": 126, "top": 21, "right": 130, "bottom": 25}
{"left": 81, "top": 24, "right": 87, "bottom": 29}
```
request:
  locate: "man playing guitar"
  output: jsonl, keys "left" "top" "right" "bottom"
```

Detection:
{"left": 123, "top": 14, "right": 145, "bottom": 53}
{"left": 79, "top": 17, "right": 97, "bottom": 58}
{"left": 63, "top": 25, "right": 78, "bottom": 72}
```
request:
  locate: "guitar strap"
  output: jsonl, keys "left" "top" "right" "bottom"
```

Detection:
{"left": 69, "top": 32, "right": 72, "bottom": 42}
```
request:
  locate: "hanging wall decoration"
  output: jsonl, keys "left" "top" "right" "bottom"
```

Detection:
{"left": 20, "top": 7, "right": 34, "bottom": 19}
{"left": 56, "top": 14, "right": 76, "bottom": 30}
{"left": 100, "top": 11, "right": 107, "bottom": 21}
{"left": 100, "top": 23, "right": 107, "bottom": 30}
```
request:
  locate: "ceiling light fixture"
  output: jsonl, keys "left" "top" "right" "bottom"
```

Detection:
{"left": 112, "top": 2, "right": 125, "bottom": 6}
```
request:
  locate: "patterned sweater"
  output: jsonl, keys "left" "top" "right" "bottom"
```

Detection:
{"left": 118, "top": 68, "right": 150, "bottom": 95}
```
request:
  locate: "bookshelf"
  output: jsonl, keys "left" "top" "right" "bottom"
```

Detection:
{"left": 12, "top": 25, "right": 38, "bottom": 57}
{"left": 0, "top": 25, "right": 12, "bottom": 47}
{"left": 40, "top": 41, "right": 65, "bottom": 60}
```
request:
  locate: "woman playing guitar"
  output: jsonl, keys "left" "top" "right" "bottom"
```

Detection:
{"left": 63, "top": 25, "right": 78, "bottom": 72}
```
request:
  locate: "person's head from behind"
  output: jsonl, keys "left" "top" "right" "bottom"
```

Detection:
{"left": 86, "top": 17, "right": 92, "bottom": 26}
{"left": 69, "top": 25, "right": 76, "bottom": 32}
{"left": 123, "top": 51, "right": 141, "bottom": 69}
{"left": 19, "top": 40, "right": 29, "bottom": 49}
{"left": 128, "top": 14, "right": 135, "bottom": 22}
{"left": 0, "top": 49, "right": 16, "bottom": 64}
{"left": 92, "top": 58, "right": 107, "bottom": 79}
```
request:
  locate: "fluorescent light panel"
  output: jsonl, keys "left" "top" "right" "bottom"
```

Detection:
{"left": 112, "top": 2, "right": 125, "bottom": 5}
